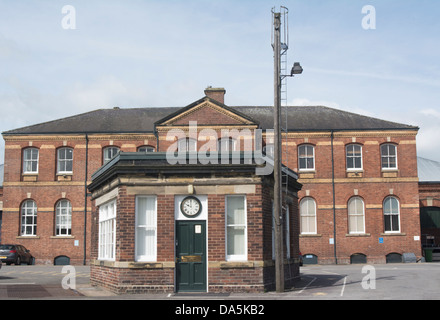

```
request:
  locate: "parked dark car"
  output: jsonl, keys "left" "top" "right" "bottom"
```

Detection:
{"left": 0, "top": 244, "right": 34, "bottom": 265}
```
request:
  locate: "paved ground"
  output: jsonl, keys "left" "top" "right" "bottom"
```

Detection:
{"left": 1, "top": 263, "right": 440, "bottom": 300}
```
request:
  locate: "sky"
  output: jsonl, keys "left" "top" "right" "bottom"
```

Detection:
{"left": 0, "top": 0, "right": 439, "bottom": 164}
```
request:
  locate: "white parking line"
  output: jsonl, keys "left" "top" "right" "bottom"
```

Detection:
{"left": 297, "top": 276, "right": 317, "bottom": 294}
{"left": 340, "top": 276, "right": 347, "bottom": 297}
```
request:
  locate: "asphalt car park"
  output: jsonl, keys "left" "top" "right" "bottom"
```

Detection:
{"left": 1, "top": 263, "right": 440, "bottom": 300}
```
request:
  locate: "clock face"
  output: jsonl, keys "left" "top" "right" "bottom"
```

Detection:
{"left": 180, "top": 196, "right": 202, "bottom": 218}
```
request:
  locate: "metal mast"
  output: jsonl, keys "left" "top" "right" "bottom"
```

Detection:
{"left": 272, "top": 6, "right": 302, "bottom": 293}
{"left": 272, "top": 7, "right": 285, "bottom": 293}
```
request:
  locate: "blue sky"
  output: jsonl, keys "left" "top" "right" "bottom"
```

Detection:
{"left": 0, "top": 0, "right": 439, "bottom": 164}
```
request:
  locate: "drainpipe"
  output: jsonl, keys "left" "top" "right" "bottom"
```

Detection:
{"left": 331, "top": 130, "right": 337, "bottom": 264}
{"left": 83, "top": 134, "right": 89, "bottom": 265}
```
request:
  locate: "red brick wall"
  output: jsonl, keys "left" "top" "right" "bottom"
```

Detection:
{"left": 90, "top": 182, "right": 300, "bottom": 293}
{"left": 1, "top": 134, "right": 155, "bottom": 264}
{"left": 296, "top": 132, "right": 421, "bottom": 264}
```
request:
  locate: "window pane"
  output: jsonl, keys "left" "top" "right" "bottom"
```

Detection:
{"left": 227, "top": 226, "right": 245, "bottom": 255}
{"left": 136, "top": 197, "right": 157, "bottom": 261}
{"left": 227, "top": 196, "right": 245, "bottom": 225}
{"left": 226, "top": 196, "right": 246, "bottom": 259}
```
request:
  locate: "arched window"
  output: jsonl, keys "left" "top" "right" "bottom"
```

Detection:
{"left": 21, "top": 200, "right": 37, "bottom": 236}
{"left": 55, "top": 200, "right": 72, "bottom": 236}
{"left": 348, "top": 197, "right": 365, "bottom": 234}
{"left": 300, "top": 197, "right": 317, "bottom": 234}
{"left": 298, "top": 145, "right": 315, "bottom": 171}
{"left": 383, "top": 196, "right": 400, "bottom": 232}
{"left": 103, "top": 147, "right": 120, "bottom": 164}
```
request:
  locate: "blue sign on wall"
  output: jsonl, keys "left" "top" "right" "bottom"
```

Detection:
{"left": 379, "top": 237, "right": 384, "bottom": 244}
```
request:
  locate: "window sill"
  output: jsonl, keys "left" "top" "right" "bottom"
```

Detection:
{"left": 220, "top": 261, "right": 254, "bottom": 269}
{"left": 56, "top": 174, "right": 73, "bottom": 181}
{"left": 91, "top": 259, "right": 175, "bottom": 269}
{"left": 381, "top": 170, "right": 398, "bottom": 178}
{"left": 299, "top": 233, "right": 321, "bottom": 237}
{"left": 346, "top": 171, "right": 363, "bottom": 178}
{"left": 50, "top": 235, "right": 74, "bottom": 239}
{"left": 346, "top": 233, "right": 370, "bottom": 237}
{"left": 22, "top": 174, "right": 38, "bottom": 182}
{"left": 298, "top": 171, "right": 315, "bottom": 179}
{"left": 381, "top": 232, "right": 406, "bottom": 236}
{"left": 16, "top": 236, "right": 40, "bottom": 239}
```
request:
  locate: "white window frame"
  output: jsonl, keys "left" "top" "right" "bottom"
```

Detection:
{"left": 300, "top": 197, "right": 317, "bottom": 235}
{"left": 383, "top": 196, "right": 401, "bottom": 233}
{"left": 23, "top": 148, "right": 39, "bottom": 174}
{"left": 138, "top": 146, "right": 155, "bottom": 153}
{"left": 21, "top": 200, "right": 37, "bottom": 236}
{"left": 98, "top": 199, "right": 116, "bottom": 261}
{"left": 103, "top": 147, "right": 120, "bottom": 164}
{"left": 135, "top": 196, "right": 157, "bottom": 262}
{"left": 381, "top": 144, "right": 398, "bottom": 170}
{"left": 348, "top": 197, "right": 365, "bottom": 234}
{"left": 218, "top": 137, "right": 238, "bottom": 152}
{"left": 225, "top": 195, "right": 247, "bottom": 262}
{"left": 57, "top": 147, "right": 73, "bottom": 174}
{"left": 298, "top": 144, "right": 315, "bottom": 171}
{"left": 346, "top": 144, "right": 363, "bottom": 171}
{"left": 55, "top": 199, "right": 72, "bottom": 236}
{"left": 178, "top": 138, "right": 197, "bottom": 152}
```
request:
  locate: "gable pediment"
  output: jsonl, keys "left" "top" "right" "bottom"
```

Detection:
{"left": 155, "top": 97, "right": 258, "bottom": 128}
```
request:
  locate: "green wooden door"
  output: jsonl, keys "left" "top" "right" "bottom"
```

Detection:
{"left": 176, "top": 220, "right": 206, "bottom": 292}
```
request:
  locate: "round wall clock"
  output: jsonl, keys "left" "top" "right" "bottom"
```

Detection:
{"left": 180, "top": 196, "right": 202, "bottom": 218}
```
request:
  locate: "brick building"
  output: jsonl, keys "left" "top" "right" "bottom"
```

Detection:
{"left": 87, "top": 152, "right": 301, "bottom": 293}
{"left": 1, "top": 87, "right": 422, "bottom": 269}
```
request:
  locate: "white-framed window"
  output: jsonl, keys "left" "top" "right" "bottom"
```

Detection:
{"left": 98, "top": 200, "right": 116, "bottom": 261}
{"left": 348, "top": 197, "right": 365, "bottom": 234}
{"left": 55, "top": 199, "right": 72, "bottom": 236}
{"left": 23, "top": 148, "right": 39, "bottom": 173}
{"left": 298, "top": 145, "right": 315, "bottom": 171}
{"left": 383, "top": 196, "right": 400, "bottom": 233}
{"left": 103, "top": 147, "right": 120, "bottom": 164}
{"left": 300, "top": 197, "right": 317, "bottom": 234}
{"left": 381, "top": 144, "right": 398, "bottom": 170}
{"left": 178, "top": 138, "right": 197, "bottom": 152}
{"left": 218, "top": 138, "right": 237, "bottom": 152}
{"left": 346, "top": 144, "right": 363, "bottom": 171}
{"left": 138, "top": 146, "right": 155, "bottom": 153}
{"left": 135, "top": 196, "right": 157, "bottom": 262}
{"left": 226, "top": 195, "right": 247, "bottom": 261}
{"left": 21, "top": 200, "right": 37, "bottom": 236}
{"left": 57, "top": 147, "right": 73, "bottom": 174}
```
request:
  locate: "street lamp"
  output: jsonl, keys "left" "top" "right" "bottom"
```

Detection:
{"left": 291, "top": 62, "right": 303, "bottom": 76}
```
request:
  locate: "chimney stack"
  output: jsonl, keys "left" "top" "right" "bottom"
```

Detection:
{"left": 204, "top": 86, "right": 226, "bottom": 104}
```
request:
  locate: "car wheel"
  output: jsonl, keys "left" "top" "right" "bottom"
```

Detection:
{"left": 15, "top": 256, "right": 21, "bottom": 265}
{"left": 27, "top": 257, "right": 34, "bottom": 265}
